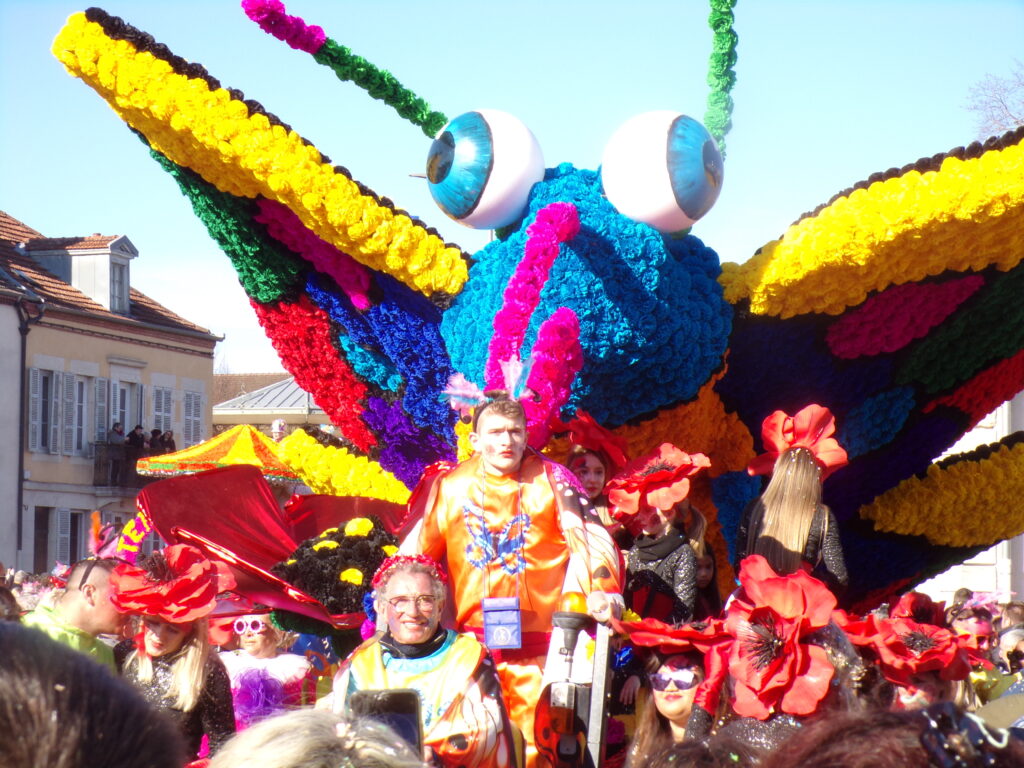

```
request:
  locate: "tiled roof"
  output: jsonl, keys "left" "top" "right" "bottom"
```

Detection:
{"left": 0, "top": 210, "right": 214, "bottom": 338}
{"left": 214, "top": 376, "right": 322, "bottom": 414}
{"left": 26, "top": 234, "right": 119, "bottom": 250}
{"left": 213, "top": 373, "right": 291, "bottom": 405}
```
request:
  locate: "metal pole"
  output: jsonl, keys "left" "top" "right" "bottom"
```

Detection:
{"left": 14, "top": 295, "right": 45, "bottom": 568}
{"left": 585, "top": 623, "right": 612, "bottom": 768}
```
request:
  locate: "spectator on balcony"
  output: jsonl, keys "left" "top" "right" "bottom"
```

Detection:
{"left": 125, "top": 425, "right": 147, "bottom": 483}
{"left": 107, "top": 422, "right": 125, "bottom": 484}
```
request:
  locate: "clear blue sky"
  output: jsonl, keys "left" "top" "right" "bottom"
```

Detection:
{"left": 1, "top": 0, "right": 1021, "bottom": 372}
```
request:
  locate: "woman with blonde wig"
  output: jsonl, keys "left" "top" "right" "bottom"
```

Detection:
{"left": 111, "top": 544, "right": 238, "bottom": 760}
{"left": 736, "top": 404, "right": 849, "bottom": 590}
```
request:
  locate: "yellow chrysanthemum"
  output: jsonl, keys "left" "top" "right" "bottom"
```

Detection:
{"left": 53, "top": 14, "right": 469, "bottom": 298}
{"left": 339, "top": 568, "right": 364, "bottom": 585}
{"left": 719, "top": 142, "right": 1024, "bottom": 317}
{"left": 621, "top": 609, "right": 642, "bottom": 623}
{"left": 382, "top": 545, "right": 398, "bottom": 556}
{"left": 276, "top": 431, "right": 412, "bottom": 504}
{"left": 344, "top": 518, "right": 374, "bottom": 537}
{"left": 312, "top": 540, "right": 340, "bottom": 551}
{"left": 318, "top": 527, "right": 339, "bottom": 538}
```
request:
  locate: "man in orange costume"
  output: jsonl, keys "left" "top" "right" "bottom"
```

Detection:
{"left": 402, "top": 394, "right": 622, "bottom": 768}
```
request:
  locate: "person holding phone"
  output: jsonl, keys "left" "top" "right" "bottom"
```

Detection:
{"left": 329, "top": 555, "right": 517, "bottom": 768}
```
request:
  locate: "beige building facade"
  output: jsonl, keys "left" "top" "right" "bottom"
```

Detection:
{"left": 1, "top": 211, "right": 219, "bottom": 572}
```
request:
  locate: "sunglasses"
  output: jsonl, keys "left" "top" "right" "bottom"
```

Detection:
{"left": 234, "top": 618, "right": 270, "bottom": 634}
{"left": 75, "top": 556, "right": 129, "bottom": 590}
{"left": 649, "top": 668, "right": 700, "bottom": 692}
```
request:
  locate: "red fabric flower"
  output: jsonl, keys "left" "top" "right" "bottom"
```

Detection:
{"left": 551, "top": 410, "right": 630, "bottom": 471}
{"left": 889, "top": 591, "right": 947, "bottom": 627}
{"left": 746, "top": 404, "right": 848, "bottom": 479}
{"left": 111, "top": 544, "right": 236, "bottom": 623}
{"left": 835, "top": 611, "right": 972, "bottom": 685}
{"left": 606, "top": 443, "right": 710, "bottom": 525}
{"left": 724, "top": 555, "right": 837, "bottom": 719}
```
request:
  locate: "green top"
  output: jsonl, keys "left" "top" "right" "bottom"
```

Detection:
{"left": 23, "top": 603, "right": 116, "bottom": 672}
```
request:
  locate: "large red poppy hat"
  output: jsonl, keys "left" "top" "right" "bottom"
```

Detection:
{"left": 606, "top": 443, "right": 710, "bottom": 528}
{"left": 552, "top": 410, "right": 630, "bottom": 472}
{"left": 111, "top": 544, "right": 236, "bottom": 624}
{"left": 747, "top": 403, "right": 848, "bottom": 479}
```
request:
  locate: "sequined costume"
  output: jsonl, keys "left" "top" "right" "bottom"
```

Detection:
{"left": 624, "top": 530, "right": 697, "bottom": 624}
{"left": 735, "top": 502, "right": 848, "bottom": 590}
{"left": 115, "top": 640, "right": 236, "bottom": 757}
{"left": 405, "top": 453, "right": 621, "bottom": 767}
{"left": 332, "top": 628, "right": 517, "bottom": 768}
{"left": 219, "top": 650, "right": 316, "bottom": 730}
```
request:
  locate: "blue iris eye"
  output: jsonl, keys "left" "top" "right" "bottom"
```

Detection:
{"left": 426, "top": 111, "right": 494, "bottom": 221}
{"left": 666, "top": 115, "right": 723, "bottom": 223}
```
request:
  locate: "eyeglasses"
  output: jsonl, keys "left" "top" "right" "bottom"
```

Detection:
{"left": 234, "top": 618, "right": 269, "bottom": 634}
{"left": 387, "top": 594, "right": 438, "bottom": 613}
{"left": 649, "top": 668, "right": 700, "bottom": 692}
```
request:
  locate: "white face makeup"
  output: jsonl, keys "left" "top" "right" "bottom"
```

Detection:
{"left": 470, "top": 411, "right": 527, "bottom": 476}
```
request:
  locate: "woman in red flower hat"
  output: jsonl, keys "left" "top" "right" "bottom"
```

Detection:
{"left": 606, "top": 443, "right": 711, "bottom": 625}
{"left": 111, "top": 544, "right": 238, "bottom": 763}
{"left": 737, "top": 404, "right": 849, "bottom": 591}
{"left": 559, "top": 410, "right": 634, "bottom": 549}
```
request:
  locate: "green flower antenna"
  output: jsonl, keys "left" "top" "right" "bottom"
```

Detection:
{"left": 242, "top": 0, "right": 448, "bottom": 138}
{"left": 704, "top": 0, "right": 739, "bottom": 157}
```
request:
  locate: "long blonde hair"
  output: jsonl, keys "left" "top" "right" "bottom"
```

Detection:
{"left": 746, "top": 447, "right": 823, "bottom": 574}
{"left": 128, "top": 618, "right": 211, "bottom": 712}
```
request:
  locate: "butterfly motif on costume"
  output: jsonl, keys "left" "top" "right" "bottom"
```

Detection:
{"left": 462, "top": 501, "right": 530, "bottom": 575}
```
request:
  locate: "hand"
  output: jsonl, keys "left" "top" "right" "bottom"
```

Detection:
{"left": 619, "top": 674, "right": 641, "bottom": 706}
{"left": 587, "top": 591, "right": 623, "bottom": 623}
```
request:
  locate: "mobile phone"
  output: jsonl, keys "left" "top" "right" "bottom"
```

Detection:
{"left": 349, "top": 688, "right": 423, "bottom": 752}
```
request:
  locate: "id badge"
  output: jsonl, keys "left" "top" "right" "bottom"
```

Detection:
{"left": 482, "top": 596, "right": 521, "bottom": 649}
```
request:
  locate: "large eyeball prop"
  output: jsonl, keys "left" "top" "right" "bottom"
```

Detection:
{"left": 426, "top": 110, "right": 544, "bottom": 230}
{"left": 601, "top": 111, "right": 723, "bottom": 233}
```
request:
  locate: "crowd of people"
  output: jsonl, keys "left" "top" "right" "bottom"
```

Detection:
{"left": 3, "top": 396, "right": 1024, "bottom": 768}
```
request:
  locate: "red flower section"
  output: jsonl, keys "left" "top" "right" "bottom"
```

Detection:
{"left": 551, "top": 410, "right": 630, "bottom": 471}
{"left": 924, "top": 346, "right": 1024, "bottom": 425}
{"left": 111, "top": 544, "right": 236, "bottom": 624}
{"left": 252, "top": 297, "right": 376, "bottom": 452}
{"left": 747, "top": 404, "right": 848, "bottom": 479}
{"left": 724, "top": 556, "right": 837, "bottom": 719}
{"left": 825, "top": 276, "right": 984, "bottom": 359}
{"left": 606, "top": 443, "right": 710, "bottom": 526}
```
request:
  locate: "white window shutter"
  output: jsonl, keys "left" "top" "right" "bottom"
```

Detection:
{"left": 49, "top": 371, "right": 63, "bottom": 455}
{"left": 55, "top": 508, "right": 71, "bottom": 564}
{"left": 94, "top": 376, "right": 109, "bottom": 442}
{"left": 28, "top": 367, "right": 41, "bottom": 451}
{"left": 136, "top": 383, "right": 145, "bottom": 430}
{"left": 62, "top": 374, "right": 76, "bottom": 455}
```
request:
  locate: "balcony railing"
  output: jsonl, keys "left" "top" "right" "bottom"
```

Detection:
{"left": 92, "top": 442, "right": 157, "bottom": 489}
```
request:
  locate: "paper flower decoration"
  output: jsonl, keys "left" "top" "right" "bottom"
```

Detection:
{"left": 724, "top": 555, "right": 836, "bottom": 719}
{"left": 111, "top": 544, "right": 236, "bottom": 624}
{"left": 747, "top": 403, "right": 848, "bottom": 479}
{"left": 606, "top": 443, "right": 711, "bottom": 523}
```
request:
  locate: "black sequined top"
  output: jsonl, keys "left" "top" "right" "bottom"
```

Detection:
{"left": 115, "top": 639, "right": 236, "bottom": 758}
{"left": 625, "top": 529, "right": 697, "bottom": 624}
{"left": 735, "top": 502, "right": 848, "bottom": 590}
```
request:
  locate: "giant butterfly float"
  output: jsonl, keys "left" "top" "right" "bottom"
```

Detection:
{"left": 52, "top": 1, "right": 1024, "bottom": 609}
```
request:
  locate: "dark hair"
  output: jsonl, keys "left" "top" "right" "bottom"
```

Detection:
{"left": 0, "top": 623, "right": 186, "bottom": 768}
{"left": 0, "top": 586, "right": 20, "bottom": 621}
{"left": 67, "top": 557, "right": 120, "bottom": 592}
{"left": 761, "top": 707, "right": 1024, "bottom": 768}
{"left": 647, "top": 733, "right": 763, "bottom": 768}
{"left": 1001, "top": 601, "right": 1024, "bottom": 629}
{"left": 471, "top": 390, "right": 526, "bottom": 431}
